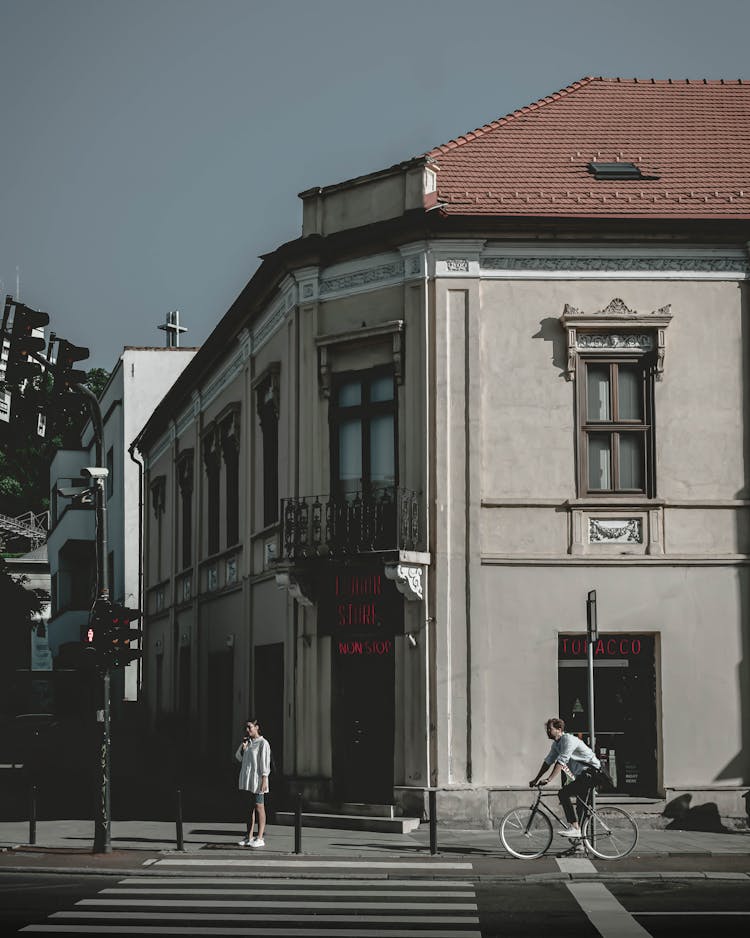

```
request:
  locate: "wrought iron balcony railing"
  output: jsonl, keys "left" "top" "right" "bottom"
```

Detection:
{"left": 280, "top": 487, "right": 421, "bottom": 562}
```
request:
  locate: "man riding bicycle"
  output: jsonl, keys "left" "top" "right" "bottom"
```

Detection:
{"left": 529, "top": 717, "right": 601, "bottom": 839}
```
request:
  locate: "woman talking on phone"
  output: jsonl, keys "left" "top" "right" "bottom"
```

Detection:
{"left": 235, "top": 718, "right": 271, "bottom": 847}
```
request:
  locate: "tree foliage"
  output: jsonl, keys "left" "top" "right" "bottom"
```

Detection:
{"left": 0, "top": 555, "right": 43, "bottom": 623}
{"left": 0, "top": 368, "right": 110, "bottom": 521}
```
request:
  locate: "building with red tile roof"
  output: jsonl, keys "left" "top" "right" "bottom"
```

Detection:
{"left": 135, "top": 77, "right": 750, "bottom": 827}
{"left": 426, "top": 76, "right": 750, "bottom": 220}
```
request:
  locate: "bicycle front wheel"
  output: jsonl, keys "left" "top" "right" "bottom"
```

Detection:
{"left": 582, "top": 806, "right": 638, "bottom": 859}
{"left": 499, "top": 806, "right": 553, "bottom": 859}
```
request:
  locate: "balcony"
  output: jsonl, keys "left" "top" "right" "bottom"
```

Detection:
{"left": 280, "top": 487, "right": 421, "bottom": 563}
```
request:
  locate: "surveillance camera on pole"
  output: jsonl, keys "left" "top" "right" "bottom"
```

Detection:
{"left": 81, "top": 467, "right": 109, "bottom": 480}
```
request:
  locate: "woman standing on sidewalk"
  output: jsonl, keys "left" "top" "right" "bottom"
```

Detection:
{"left": 235, "top": 719, "right": 271, "bottom": 847}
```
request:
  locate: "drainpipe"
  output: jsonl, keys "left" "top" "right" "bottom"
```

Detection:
{"left": 128, "top": 442, "right": 144, "bottom": 695}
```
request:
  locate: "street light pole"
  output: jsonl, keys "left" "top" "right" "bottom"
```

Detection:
{"left": 76, "top": 383, "right": 112, "bottom": 855}
{"left": 586, "top": 589, "right": 598, "bottom": 817}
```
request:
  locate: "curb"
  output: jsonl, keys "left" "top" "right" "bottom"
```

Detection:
{"left": 0, "top": 862, "right": 748, "bottom": 883}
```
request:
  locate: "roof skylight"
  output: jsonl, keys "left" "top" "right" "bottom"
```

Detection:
{"left": 588, "top": 161, "right": 656, "bottom": 180}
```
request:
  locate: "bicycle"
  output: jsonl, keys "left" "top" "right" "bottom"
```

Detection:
{"left": 499, "top": 783, "right": 638, "bottom": 860}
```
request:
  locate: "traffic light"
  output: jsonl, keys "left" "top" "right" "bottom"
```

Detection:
{"left": 2, "top": 295, "right": 49, "bottom": 387}
{"left": 80, "top": 599, "right": 112, "bottom": 668}
{"left": 108, "top": 603, "right": 142, "bottom": 668}
{"left": 53, "top": 338, "right": 89, "bottom": 394}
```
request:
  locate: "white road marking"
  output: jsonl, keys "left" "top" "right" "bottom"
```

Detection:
{"left": 103, "top": 886, "right": 474, "bottom": 897}
{"left": 632, "top": 911, "right": 750, "bottom": 916}
{"left": 22, "top": 928, "right": 481, "bottom": 936}
{"left": 76, "top": 898, "right": 478, "bottom": 910}
{"left": 119, "top": 876, "right": 474, "bottom": 887}
{"left": 567, "top": 882, "right": 652, "bottom": 937}
{"left": 556, "top": 857, "right": 597, "bottom": 874}
{"left": 153, "top": 858, "right": 472, "bottom": 869}
{"left": 20, "top": 867, "right": 481, "bottom": 938}
{"left": 53, "top": 911, "right": 480, "bottom": 924}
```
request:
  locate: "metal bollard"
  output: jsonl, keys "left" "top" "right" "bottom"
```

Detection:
{"left": 294, "top": 791, "right": 302, "bottom": 855}
{"left": 29, "top": 784, "right": 37, "bottom": 846}
{"left": 429, "top": 788, "right": 437, "bottom": 855}
{"left": 175, "top": 788, "right": 184, "bottom": 851}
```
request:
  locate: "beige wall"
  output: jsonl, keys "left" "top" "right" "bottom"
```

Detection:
{"left": 428, "top": 269, "right": 750, "bottom": 801}
{"left": 471, "top": 563, "right": 748, "bottom": 788}
{"left": 139, "top": 231, "right": 750, "bottom": 815}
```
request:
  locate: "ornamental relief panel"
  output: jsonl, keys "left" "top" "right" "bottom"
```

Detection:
{"left": 569, "top": 507, "right": 663, "bottom": 556}
{"left": 319, "top": 260, "right": 405, "bottom": 295}
{"left": 482, "top": 255, "right": 750, "bottom": 273}
{"left": 576, "top": 333, "right": 653, "bottom": 351}
{"left": 589, "top": 518, "right": 642, "bottom": 544}
{"left": 559, "top": 297, "right": 672, "bottom": 381}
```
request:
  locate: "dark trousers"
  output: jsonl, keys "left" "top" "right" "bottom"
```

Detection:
{"left": 558, "top": 771, "right": 595, "bottom": 825}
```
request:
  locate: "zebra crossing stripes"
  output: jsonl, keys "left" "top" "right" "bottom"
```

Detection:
{"left": 152, "top": 857, "right": 473, "bottom": 870}
{"left": 20, "top": 873, "right": 481, "bottom": 936}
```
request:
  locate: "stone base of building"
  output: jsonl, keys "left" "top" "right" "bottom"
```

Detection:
{"left": 394, "top": 785, "right": 750, "bottom": 829}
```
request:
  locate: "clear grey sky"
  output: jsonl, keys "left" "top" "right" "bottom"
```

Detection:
{"left": 1, "top": 0, "right": 748, "bottom": 369}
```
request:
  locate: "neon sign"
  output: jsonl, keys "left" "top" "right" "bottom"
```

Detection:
{"left": 559, "top": 635, "right": 643, "bottom": 658}
{"left": 319, "top": 566, "right": 403, "bottom": 649}
{"left": 337, "top": 639, "right": 393, "bottom": 656}
{"left": 335, "top": 572, "right": 382, "bottom": 627}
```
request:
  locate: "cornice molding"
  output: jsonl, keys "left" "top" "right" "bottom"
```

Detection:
{"left": 319, "top": 258, "right": 405, "bottom": 297}
{"left": 482, "top": 255, "right": 750, "bottom": 276}
{"left": 560, "top": 297, "right": 673, "bottom": 380}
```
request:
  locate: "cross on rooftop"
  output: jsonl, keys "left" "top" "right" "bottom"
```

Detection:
{"left": 157, "top": 310, "right": 188, "bottom": 347}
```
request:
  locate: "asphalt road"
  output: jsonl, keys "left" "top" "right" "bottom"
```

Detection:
{"left": 0, "top": 870, "right": 748, "bottom": 936}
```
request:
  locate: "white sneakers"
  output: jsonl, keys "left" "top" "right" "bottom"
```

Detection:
{"left": 558, "top": 827, "right": 582, "bottom": 839}
{"left": 251, "top": 838, "right": 265, "bottom": 848}
{"left": 238, "top": 836, "right": 266, "bottom": 847}
{"left": 238, "top": 837, "right": 252, "bottom": 846}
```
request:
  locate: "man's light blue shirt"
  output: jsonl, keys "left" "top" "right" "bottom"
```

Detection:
{"left": 544, "top": 733, "right": 601, "bottom": 778}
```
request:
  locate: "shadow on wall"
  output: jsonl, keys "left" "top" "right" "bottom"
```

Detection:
{"left": 532, "top": 317, "right": 569, "bottom": 377}
{"left": 662, "top": 793, "right": 738, "bottom": 833}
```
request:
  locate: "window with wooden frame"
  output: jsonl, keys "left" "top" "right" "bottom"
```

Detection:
{"left": 578, "top": 355, "right": 654, "bottom": 496}
{"left": 561, "top": 298, "right": 671, "bottom": 501}
{"left": 330, "top": 366, "right": 397, "bottom": 497}
{"left": 177, "top": 450, "right": 194, "bottom": 570}
{"left": 255, "top": 368, "right": 279, "bottom": 528}
{"left": 202, "top": 428, "right": 221, "bottom": 556}
{"left": 220, "top": 408, "right": 241, "bottom": 548}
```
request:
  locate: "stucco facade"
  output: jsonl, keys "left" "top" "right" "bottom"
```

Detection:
{"left": 48, "top": 347, "right": 196, "bottom": 705}
{"left": 134, "top": 79, "right": 750, "bottom": 821}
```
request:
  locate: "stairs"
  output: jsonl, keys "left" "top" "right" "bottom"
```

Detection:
{"left": 274, "top": 802, "right": 421, "bottom": 834}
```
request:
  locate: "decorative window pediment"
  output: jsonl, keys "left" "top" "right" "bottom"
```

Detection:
{"left": 315, "top": 320, "right": 404, "bottom": 398}
{"left": 150, "top": 476, "right": 166, "bottom": 517}
{"left": 253, "top": 363, "right": 281, "bottom": 420}
{"left": 202, "top": 424, "right": 221, "bottom": 468}
{"left": 218, "top": 403, "right": 241, "bottom": 458}
{"left": 559, "top": 297, "right": 672, "bottom": 381}
{"left": 177, "top": 450, "right": 194, "bottom": 495}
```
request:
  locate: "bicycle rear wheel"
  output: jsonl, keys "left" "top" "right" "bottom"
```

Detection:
{"left": 582, "top": 806, "right": 638, "bottom": 859}
{"left": 499, "top": 806, "right": 553, "bottom": 859}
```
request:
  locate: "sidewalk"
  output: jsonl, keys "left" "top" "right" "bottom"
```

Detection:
{"left": 0, "top": 817, "right": 748, "bottom": 877}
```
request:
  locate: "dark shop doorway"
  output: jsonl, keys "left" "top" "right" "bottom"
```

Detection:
{"left": 558, "top": 633, "right": 658, "bottom": 796}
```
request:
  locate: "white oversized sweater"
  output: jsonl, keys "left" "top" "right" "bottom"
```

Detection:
{"left": 235, "top": 736, "right": 272, "bottom": 793}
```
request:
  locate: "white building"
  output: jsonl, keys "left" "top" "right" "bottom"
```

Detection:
{"left": 47, "top": 347, "right": 196, "bottom": 704}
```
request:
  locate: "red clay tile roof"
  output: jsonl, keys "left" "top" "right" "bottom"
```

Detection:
{"left": 426, "top": 76, "right": 750, "bottom": 219}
